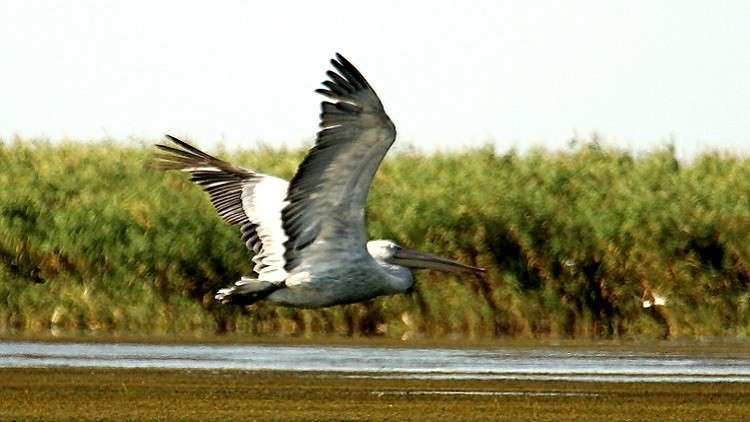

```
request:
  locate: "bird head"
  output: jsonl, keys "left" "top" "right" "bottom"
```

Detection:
{"left": 367, "top": 240, "right": 486, "bottom": 276}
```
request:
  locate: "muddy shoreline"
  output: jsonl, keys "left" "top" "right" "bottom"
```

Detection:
{"left": 2, "top": 367, "right": 749, "bottom": 421}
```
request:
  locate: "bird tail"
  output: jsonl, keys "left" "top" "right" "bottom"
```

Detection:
{"left": 215, "top": 277, "right": 283, "bottom": 306}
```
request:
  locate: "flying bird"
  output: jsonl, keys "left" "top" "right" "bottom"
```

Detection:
{"left": 155, "top": 53, "right": 485, "bottom": 308}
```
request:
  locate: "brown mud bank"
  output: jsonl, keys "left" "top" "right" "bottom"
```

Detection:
{"left": 2, "top": 368, "right": 750, "bottom": 421}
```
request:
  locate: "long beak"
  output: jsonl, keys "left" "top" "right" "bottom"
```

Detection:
{"left": 392, "top": 248, "right": 486, "bottom": 276}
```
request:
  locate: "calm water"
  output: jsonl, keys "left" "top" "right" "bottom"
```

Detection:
{"left": 2, "top": 341, "right": 749, "bottom": 383}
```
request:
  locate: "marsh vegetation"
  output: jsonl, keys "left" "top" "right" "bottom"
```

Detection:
{"left": 2, "top": 139, "right": 749, "bottom": 339}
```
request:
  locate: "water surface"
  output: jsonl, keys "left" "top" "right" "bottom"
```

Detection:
{"left": 2, "top": 341, "right": 749, "bottom": 383}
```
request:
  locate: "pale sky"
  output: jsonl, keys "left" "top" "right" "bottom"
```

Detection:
{"left": 1, "top": 1, "right": 749, "bottom": 158}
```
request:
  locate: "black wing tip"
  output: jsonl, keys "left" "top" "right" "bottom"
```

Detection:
{"left": 153, "top": 144, "right": 175, "bottom": 153}
{"left": 153, "top": 135, "right": 213, "bottom": 171}
{"left": 162, "top": 134, "right": 192, "bottom": 149}
{"left": 155, "top": 135, "right": 225, "bottom": 164}
{"left": 334, "top": 52, "right": 350, "bottom": 65}
{"left": 154, "top": 134, "right": 185, "bottom": 151}
{"left": 325, "top": 52, "right": 369, "bottom": 91}
{"left": 334, "top": 53, "right": 356, "bottom": 72}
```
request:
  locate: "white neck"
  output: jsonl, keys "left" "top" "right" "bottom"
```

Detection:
{"left": 374, "top": 259, "right": 414, "bottom": 293}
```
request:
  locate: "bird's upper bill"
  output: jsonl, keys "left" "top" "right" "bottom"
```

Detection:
{"left": 391, "top": 247, "right": 486, "bottom": 276}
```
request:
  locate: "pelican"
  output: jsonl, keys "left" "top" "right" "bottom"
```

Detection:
{"left": 155, "top": 53, "right": 485, "bottom": 308}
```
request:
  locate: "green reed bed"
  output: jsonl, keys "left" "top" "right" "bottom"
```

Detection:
{"left": 1, "top": 139, "right": 749, "bottom": 339}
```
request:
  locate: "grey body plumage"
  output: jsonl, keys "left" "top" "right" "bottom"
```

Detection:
{"left": 155, "top": 54, "right": 484, "bottom": 309}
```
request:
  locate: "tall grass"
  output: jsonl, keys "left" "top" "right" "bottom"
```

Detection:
{"left": 1, "top": 138, "right": 749, "bottom": 339}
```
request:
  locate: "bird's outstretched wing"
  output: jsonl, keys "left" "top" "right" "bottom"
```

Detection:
{"left": 282, "top": 53, "right": 397, "bottom": 272}
{"left": 155, "top": 135, "right": 289, "bottom": 282}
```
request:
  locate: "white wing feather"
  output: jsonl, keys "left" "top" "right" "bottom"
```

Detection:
{"left": 155, "top": 136, "right": 290, "bottom": 282}
{"left": 241, "top": 176, "right": 289, "bottom": 282}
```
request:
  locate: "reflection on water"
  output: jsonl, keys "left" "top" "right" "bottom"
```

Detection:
{"left": 372, "top": 390, "right": 600, "bottom": 397}
{"left": 1, "top": 341, "right": 750, "bottom": 383}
